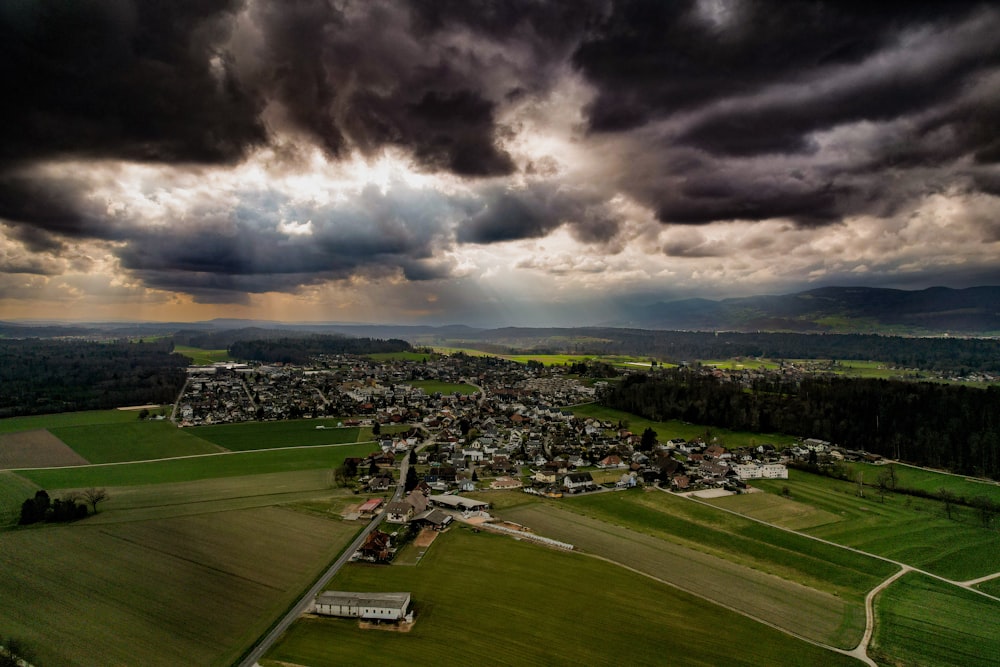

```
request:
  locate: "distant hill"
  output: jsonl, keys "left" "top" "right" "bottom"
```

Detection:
{"left": 613, "top": 286, "right": 1000, "bottom": 334}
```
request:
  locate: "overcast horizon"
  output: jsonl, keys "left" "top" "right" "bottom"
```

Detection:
{"left": 2, "top": 1, "right": 999, "bottom": 327}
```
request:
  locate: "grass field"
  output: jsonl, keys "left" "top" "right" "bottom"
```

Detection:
{"left": 0, "top": 409, "right": 155, "bottom": 435}
{"left": 869, "top": 572, "right": 1000, "bottom": 667}
{"left": 556, "top": 490, "right": 894, "bottom": 602}
{"left": 50, "top": 421, "right": 222, "bottom": 463}
{"left": 500, "top": 501, "right": 865, "bottom": 648}
{"left": 844, "top": 462, "right": 1000, "bottom": 505}
{"left": 408, "top": 380, "right": 478, "bottom": 395}
{"left": 14, "top": 443, "right": 378, "bottom": 490}
{"left": 0, "top": 507, "right": 358, "bottom": 667}
{"left": 703, "top": 490, "right": 844, "bottom": 531}
{"left": 262, "top": 528, "right": 859, "bottom": 667}
{"left": 0, "top": 471, "right": 40, "bottom": 527}
{"left": 570, "top": 403, "right": 799, "bottom": 447}
{"left": 750, "top": 470, "right": 1000, "bottom": 580}
{"left": 702, "top": 358, "right": 781, "bottom": 370}
{"left": 189, "top": 420, "right": 365, "bottom": 451}
{"left": 76, "top": 470, "right": 358, "bottom": 525}
{"left": 172, "top": 345, "right": 233, "bottom": 365}
{"left": 976, "top": 577, "right": 1000, "bottom": 596}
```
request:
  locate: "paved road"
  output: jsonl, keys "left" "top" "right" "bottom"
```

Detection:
{"left": 239, "top": 456, "right": 409, "bottom": 667}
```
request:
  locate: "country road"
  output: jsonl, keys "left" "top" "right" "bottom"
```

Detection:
{"left": 239, "top": 456, "right": 409, "bottom": 667}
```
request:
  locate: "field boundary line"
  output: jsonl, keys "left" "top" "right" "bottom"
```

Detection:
{"left": 851, "top": 566, "right": 911, "bottom": 665}
{"left": 675, "top": 489, "right": 1000, "bottom": 605}
{"left": 7, "top": 440, "right": 377, "bottom": 473}
{"left": 579, "top": 551, "right": 863, "bottom": 662}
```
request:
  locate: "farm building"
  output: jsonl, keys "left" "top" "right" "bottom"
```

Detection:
{"left": 314, "top": 591, "right": 411, "bottom": 621}
{"left": 357, "top": 498, "right": 383, "bottom": 519}
{"left": 427, "top": 495, "right": 489, "bottom": 511}
{"left": 413, "top": 508, "right": 453, "bottom": 530}
{"left": 385, "top": 501, "right": 414, "bottom": 523}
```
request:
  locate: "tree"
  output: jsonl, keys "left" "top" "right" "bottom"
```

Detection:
{"left": 372, "top": 421, "right": 381, "bottom": 437}
{"left": 404, "top": 466, "right": 418, "bottom": 492}
{"left": 640, "top": 427, "right": 658, "bottom": 452}
{"left": 333, "top": 465, "right": 349, "bottom": 488}
{"left": 939, "top": 488, "right": 955, "bottom": 520}
{"left": 408, "top": 448, "right": 417, "bottom": 465}
{"left": 18, "top": 490, "right": 50, "bottom": 525}
{"left": 81, "top": 488, "right": 109, "bottom": 514}
{"left": 138, "top": 408, "right": 149, "bottom": 420}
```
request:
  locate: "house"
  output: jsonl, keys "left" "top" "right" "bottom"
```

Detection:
{"left": 490, "top": 476, "right": 522, "bottom": 490}
{"left": 314, "top": 591, "right": 411, "bottom": 621}
{"left": 368, "top": 476, "right": 394, "bottom": 492}
{"left": 732, "top": 463, "right": 788, "bottom": 480}
{"left": 563, "top": 472, "right": 594, "bottom": 492}
{"left": 597, "top": 455, "right": 626, "bottom": 469}
{"left": 616, "top": 473, "right": 637, "bottom": 488}
{"left": 358, "top": 530, "right": 392, "bottom": 562}
{"left": 405, "top": 490, "right": 429, "bottom": 514}
{"left": 385, "top": 500, "right": 414, "bottom": 523}
{"left": 533, "top": 470, "right": 558, "bottom": 484}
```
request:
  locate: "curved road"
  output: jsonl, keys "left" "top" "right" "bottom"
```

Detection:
{"left": 239, "top": 456, "right": 409, "bottom": 667}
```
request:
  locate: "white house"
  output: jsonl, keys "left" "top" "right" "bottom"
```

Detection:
{"left": 314, "top": 591, "right": 411, "bottom": 621}
{"left": 732, "top": 463, "right": 788, "bottom": 480}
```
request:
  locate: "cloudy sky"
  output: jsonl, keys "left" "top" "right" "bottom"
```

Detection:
{"left": 2, "top": 0, "right": 998, "bottom": 326}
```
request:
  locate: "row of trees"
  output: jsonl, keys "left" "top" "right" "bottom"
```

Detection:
{"left": 228, "top": 335, "right": 411, "bottom": 364}
{"left": 601, "top": 369, "right": 1000, "bottom": 478}
{"left": 18, "top": 488, "right": 108, "bottom": 525}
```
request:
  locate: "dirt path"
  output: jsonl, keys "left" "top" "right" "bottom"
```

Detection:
{"left": 847, "top": 566, "right": 912, "bottom": 666}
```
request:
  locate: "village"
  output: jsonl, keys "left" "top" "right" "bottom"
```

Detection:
{"left": 170, "top": 353, "right": 886, "bottom": 519}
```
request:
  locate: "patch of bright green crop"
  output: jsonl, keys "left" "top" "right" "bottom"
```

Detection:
{"left": 367, "top": 351, "right": 434, "bottom": 362}
{"left": 16, "top": 443, "right": 378, "bottom": 489}
{"left": 870, "top": 572, "right": 1000, "bottom": 667}
{"left": 0, "top": 409, "right": 157, "bottom": 435}
{"left": 50, "top": 421, "right": 221, "bottom": 463}
{"left": 189, "top": 419, "right": 363, "bottom": 451}
{"left": 845, "top": 462, "right": 1000, "bottom": 505}
{"left": 172, "top": 345, "right": 233, "bottom": 365}
{"left": 408, "top": 380, "right": 478, "bottom": 395}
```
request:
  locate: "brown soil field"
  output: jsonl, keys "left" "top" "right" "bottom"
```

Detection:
{"left": 501, "top": 503, "right": 865, "bottom": 649}
{"left": 0, "top": 429, "right": 89, "bottom": 469}
{"left": 0, "top": 506, "right": 360, "bottom": 666}
{"left": 413, "top": 528, "right": 439, "bottom": 548}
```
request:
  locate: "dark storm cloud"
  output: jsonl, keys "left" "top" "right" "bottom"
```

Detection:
{"left": 250, "top": 0, "right": 552, "bottom": 176}
{"left": 456, "top": 182, "right": 622, "bottom": 244}
{"left": 0, "top": 0, "right": 266, "bottom": 168}
{"left": 114, "top": 184, "right": 456, "bottom": 300}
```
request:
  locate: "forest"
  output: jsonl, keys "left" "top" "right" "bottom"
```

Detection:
{"left": 228, "top": 335, "right": 411, "bottom": 363}
{"left": 601, "top": 369, "right": 1000, "bottom": 479}
{"left": 0, "top": 339, "right": 188, "bottom": 418}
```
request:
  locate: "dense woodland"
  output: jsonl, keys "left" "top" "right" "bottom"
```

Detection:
{"left": 601, "top": 369, "right": 1000, "bottom": 479}
{"left": 0, "top": 339, "right": 187, "bottom": 418}
{"left": 228, "top": 335, "right": 411, "bottom": 364}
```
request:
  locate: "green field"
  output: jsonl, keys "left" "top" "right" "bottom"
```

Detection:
{"left": 500, "top": 501, "right": 865, "bottom": 648}
{"left": 0, "top": 507, "right": 358, "bottom": 667}
{"left": 702, "top": 358, "right": 781, "bottom": 370}
{"left": 263, "top": 528, "right": 858, "bottom": 667}
{"left": 14, "top": 443, "right": 378, "bottom": 490}
{"left": 570, "top": 403, "right": 799, "bottom": 447}
{"left": 0, "top": 409, "right": 158, "bottom": 435}
{"left": 555, "top": 490, "right": 894, "bottom": 602}
{"left": 0, "top": 471, "right": 40, "bottom": 527}
{"left": 50, "top": 421, "right": 222, "bottom": 463}
{"left": 845, "top": 462, "right": 1000, "bottom": 505}
{"left": 408, "top": 380, "right": 478, "bottom": 395}
{"left": 976, "top": 577, "right": 1000, "bottom": 596}
{"left": 750, "top": 470, "right": 1000, "bottom": 580}
{"left": 870, "top": 572, "right": 1000, "bottom": 667}
{"left": 76, "top": 469, "right": 356, "bottom": 525}
{"left": 173, "top": 345, "right": 233, "bottom": 365}
{"left": 189, "top": 420, "right": 365, "bottom": 451}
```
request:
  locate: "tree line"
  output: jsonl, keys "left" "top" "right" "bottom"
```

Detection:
{"left": 18, "top": 488, "right": 107, "bottom": 525}
{"left": 600, "top": 369, "right": 1000, "bottom": 479}
{"left": 228, "top": 335, "right": 411, "bottom": 364}
{"left": 0, "top": 339, "right": 188, "bottom": 418}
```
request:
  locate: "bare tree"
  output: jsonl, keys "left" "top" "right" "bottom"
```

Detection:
{"left": 81, "top": 488, "right": 109, "bottom": 514}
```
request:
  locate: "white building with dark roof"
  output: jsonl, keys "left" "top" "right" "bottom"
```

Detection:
{"left": 314, "top": 591, "right": 411, "bottom": 621}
